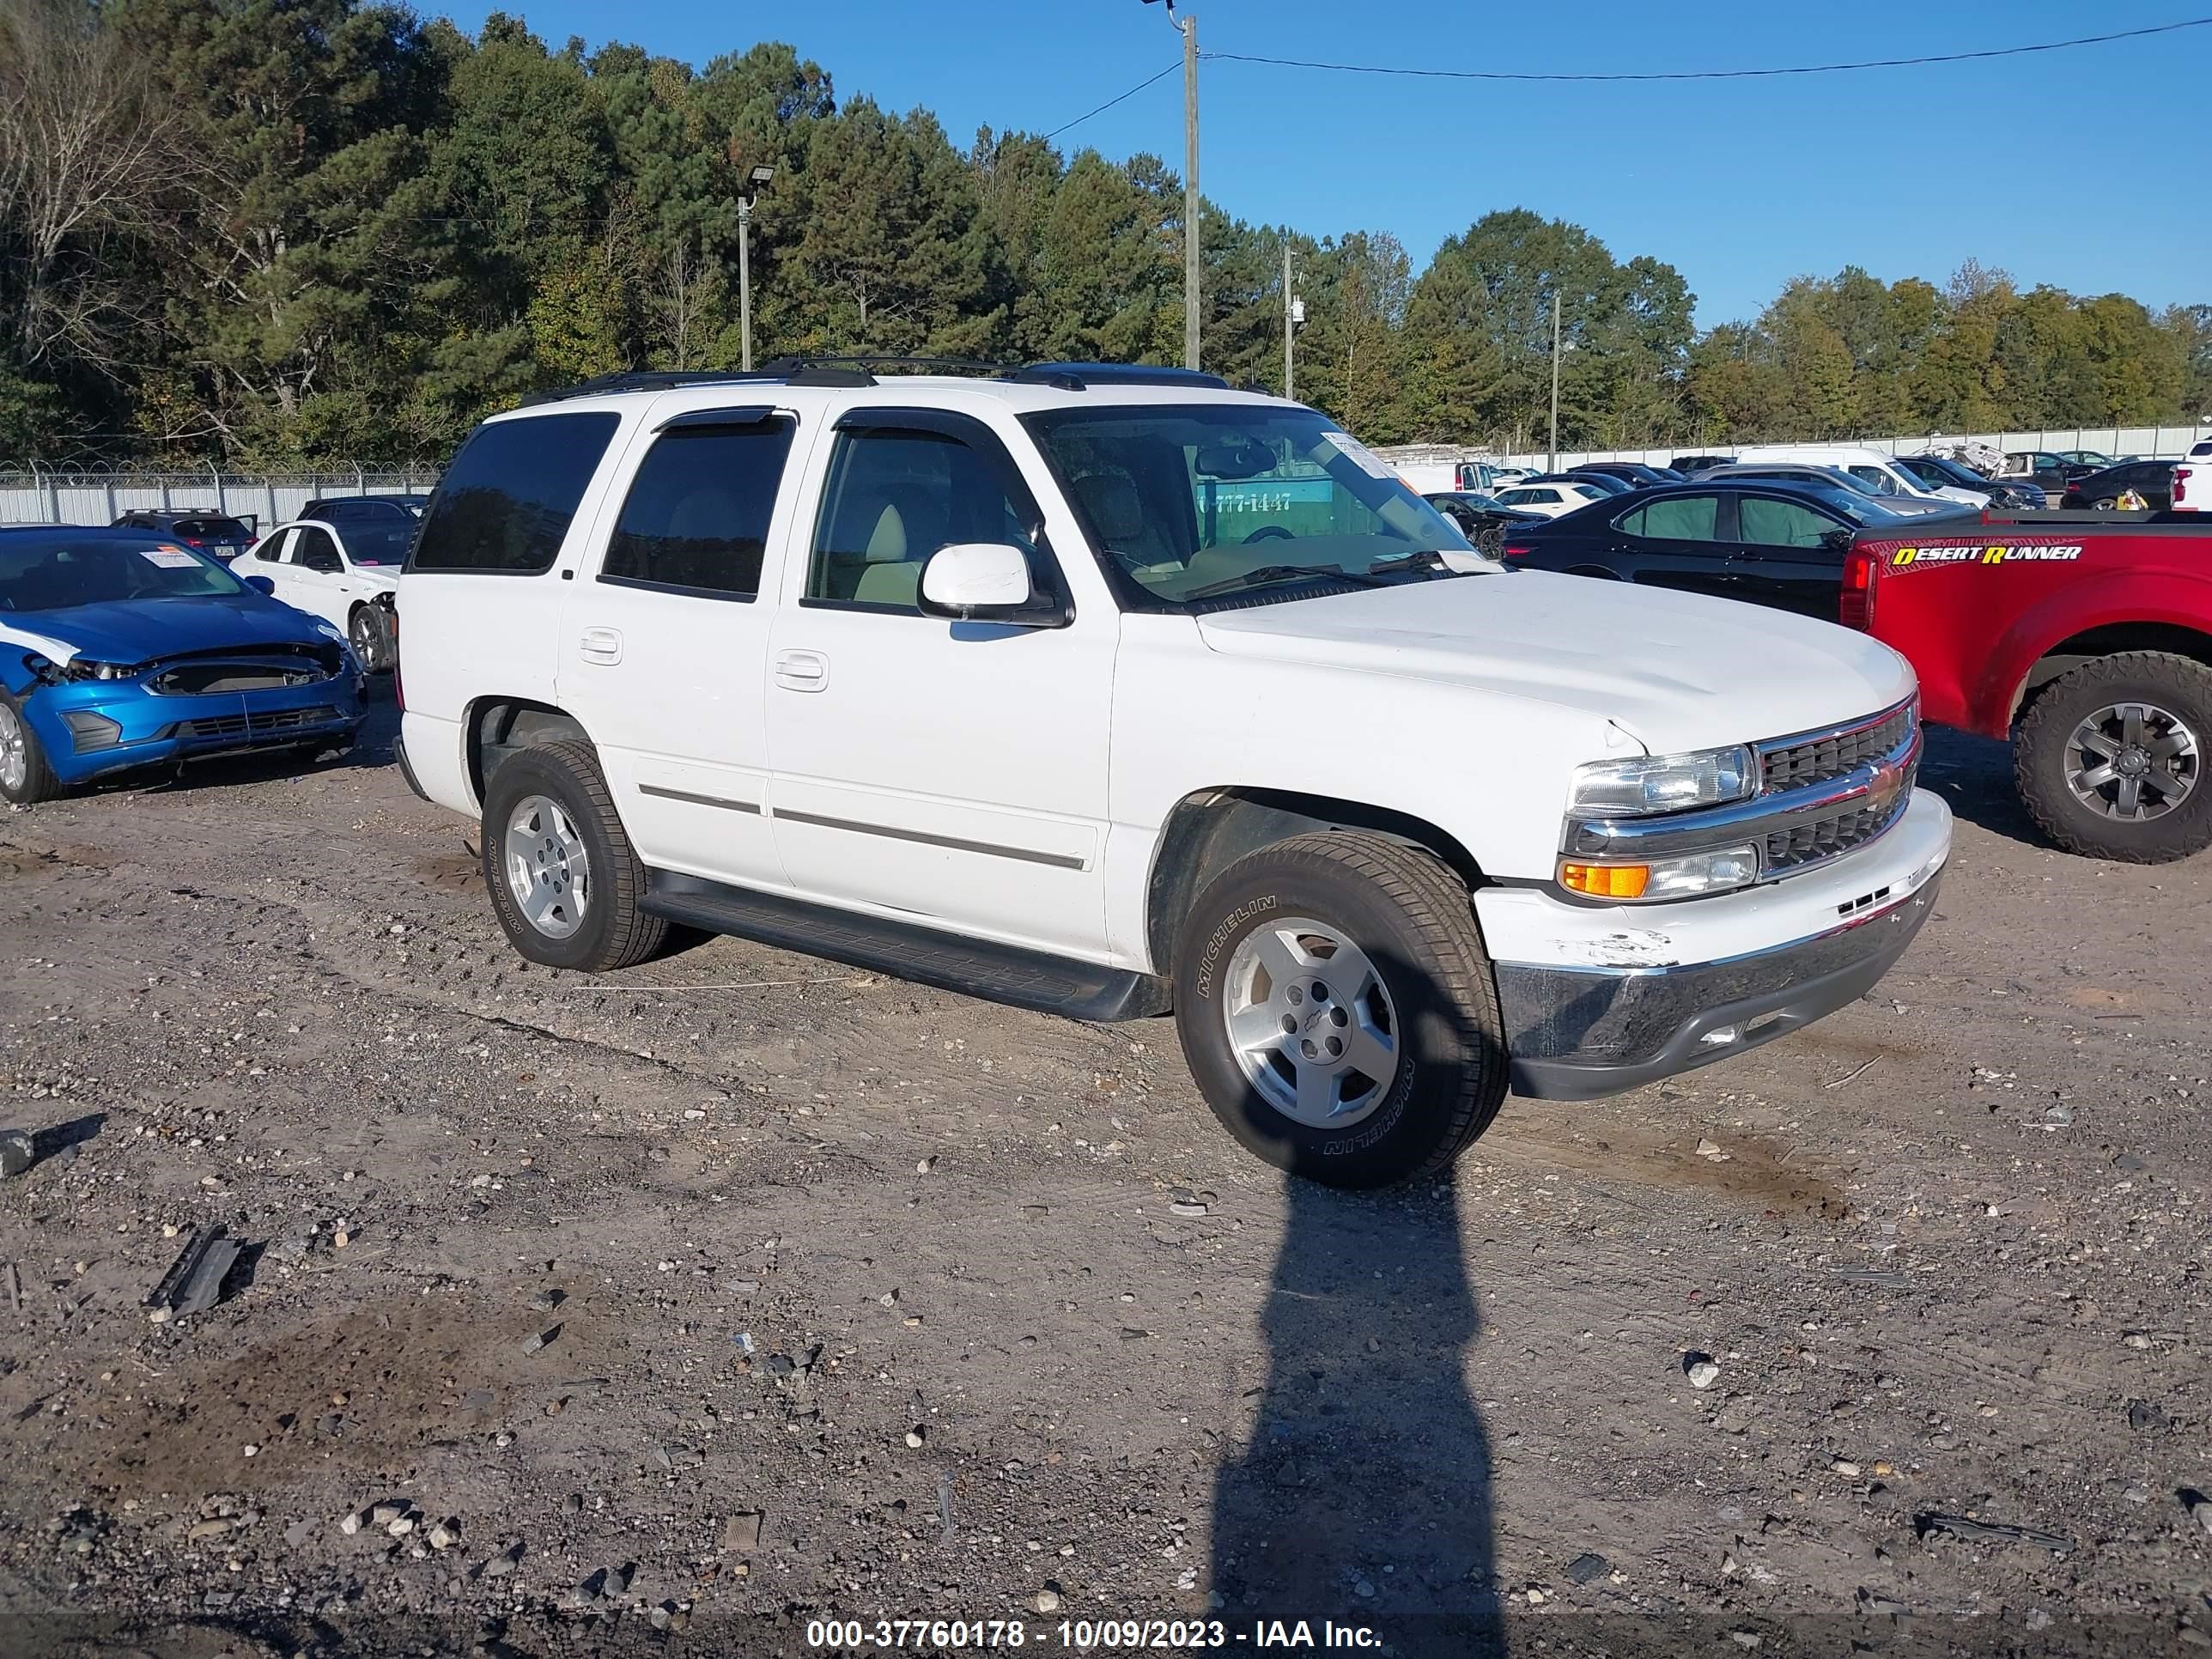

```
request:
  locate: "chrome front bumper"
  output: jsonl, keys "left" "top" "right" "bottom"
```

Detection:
{"left": 1498, "top": 872, "right": 1940, "bottom": 1100}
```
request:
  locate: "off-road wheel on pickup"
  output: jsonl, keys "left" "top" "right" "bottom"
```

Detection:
{"left": 480, "top": 739, "right": 667, "bottom": 970}
{"left": 1173, "top": 831, "right": 1509, "bottom": 1188}
{"left": 0, "top": 690, "right": 60, "bottom": 805}
{"left": 2014, "top": 651, "right": 2212, "bottom": 863}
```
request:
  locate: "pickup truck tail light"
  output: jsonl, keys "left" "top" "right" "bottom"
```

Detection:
{"left": 2177, "top": 466, "right": 2191, "bottom": 507}
{"left": 389, "top": 600, "right": 404, "bottom": 710}
{"left": 1839, "top": 547, "right": 1877, "bottom": 631}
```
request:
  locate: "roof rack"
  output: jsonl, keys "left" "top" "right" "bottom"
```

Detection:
{"left": 516, "top": 356, "right": 1237, "bottom": 406}
{"left": 1009, "top": 362, "right": 1232, "bottom": 392}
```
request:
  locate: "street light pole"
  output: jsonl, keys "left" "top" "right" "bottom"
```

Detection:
{"left": 738, "top": 198, "right": 754, "bottom": 372}
{"left": 1283, "top": 243, "right": 1294, "bottom": 401}
{"left": 1547, "top": 290, "right": 1562, "bottom": 473}
{"left": 736, "top": 163, "right": 775, "bottom": 372}
{"left": 1181, "top": 9, "right": 1200, "bottom": 371}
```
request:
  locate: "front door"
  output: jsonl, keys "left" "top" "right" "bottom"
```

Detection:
{"left": 286, "top": 526, "right": 354, "bottom": 632}
{"left": 1722, "top": 491, "right": 1851, "bottom": 619}
{"left": 554, "top": 407, "right": 801, "bottom": 890}
{"left": 764, "top": 410, "right": 1115, "bottom": 959}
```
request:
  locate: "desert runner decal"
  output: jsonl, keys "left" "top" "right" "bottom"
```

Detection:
{"left": 1888, "top": 543, "right": 2083, "bottom": 568}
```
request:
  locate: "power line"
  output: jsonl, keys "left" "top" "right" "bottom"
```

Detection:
{"left": 1203, "top": 16, "right": 2212, "bottom": 83}
{"left": 1042, "top": 60, "right": 1179, "bottom": 141}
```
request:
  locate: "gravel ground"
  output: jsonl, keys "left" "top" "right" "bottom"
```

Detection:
{"left": 0, "top": 690, "right": 2208, "bottom": 1658}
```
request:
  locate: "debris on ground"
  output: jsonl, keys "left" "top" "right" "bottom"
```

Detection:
{"left": 143, "top": 1225, "right": 241, "bottom": 1322}
{"left": 0, "top": 1129, "right": 33, "bottom": 1177}
{"left": 1684, "top": 1352, "right": 1721, "bottom": 1389}
{"left": 1915, "top": 1512, "right": 2075, "bottom": 1553}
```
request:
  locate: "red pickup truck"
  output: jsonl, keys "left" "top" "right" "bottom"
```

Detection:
{"left": 1844, "top": 512, "right": 2212, "bottom": 862}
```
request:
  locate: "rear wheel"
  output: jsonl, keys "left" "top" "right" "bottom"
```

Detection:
{"left": 1173, "top": 831, "right": 1508, "bottom": 1188}
{"left": 479, "top": 740, "right": 667, "bottom": 970}
{"left": 2014, "top": 652, "right": 2212, "bottom": 863}
{"left": 0, "top": 692, "right": 60, "bottom": 805}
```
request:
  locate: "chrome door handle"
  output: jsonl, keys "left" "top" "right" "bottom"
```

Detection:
{"left": 774, "top": 649, "right": 829, "bottom": 692}
{"left": 580, "top": 626, "right": 623, "bottom": 665}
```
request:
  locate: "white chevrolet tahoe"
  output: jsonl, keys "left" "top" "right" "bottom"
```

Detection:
{"left": 395, "top": 361, "right": 1951, "bottom": 1188}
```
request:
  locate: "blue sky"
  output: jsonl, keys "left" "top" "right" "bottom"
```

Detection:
{"left": 434, "top": 0, "right": 2210, "bottom": 328}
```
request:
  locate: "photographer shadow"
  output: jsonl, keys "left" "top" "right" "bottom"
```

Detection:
{"left": 1207, "top": 947, "right": 1511, "bottom": 1656}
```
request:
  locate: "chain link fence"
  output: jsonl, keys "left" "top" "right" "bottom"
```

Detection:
{"left": 0, "top": 466, "right": 441, "bottom": 532}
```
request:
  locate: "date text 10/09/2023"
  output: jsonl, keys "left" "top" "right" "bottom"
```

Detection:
{"left": 803, "top": 1618, "right": 1382, "bottom": 1650}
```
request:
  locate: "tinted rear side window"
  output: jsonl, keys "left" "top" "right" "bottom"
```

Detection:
{"left": 601, "top": 419, "right": 796, "bottom": 599}
{"left": 410, "top": 413, "right": 620, "bottom": 574}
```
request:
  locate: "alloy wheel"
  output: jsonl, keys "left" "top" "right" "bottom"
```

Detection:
{"left": 1221, "top": 916, "right": 1401, "bottom": 1128}
{"left": 503, "top": 793, "right": 591, "bottom": 939}
{"left": 2064, "top": 702, "right": 2198, "bottom": 820}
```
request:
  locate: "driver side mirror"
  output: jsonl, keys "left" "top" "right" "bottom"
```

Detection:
{"left": 918, "top": 543, "right": 1068, "bottom": 627}
{"left": 243, "top": 574, "right": 276, "bottom": 596}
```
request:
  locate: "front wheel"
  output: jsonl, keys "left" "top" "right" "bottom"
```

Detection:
{"left": 479, "top": 740, "right": 667, "bottom": 970}
{"left": 349, "top": 604, "right": 392, "bottom": 672}
{"left": 1173, "top": 831, "right": 1509, "bottom": 1188}
{"left": 0, "top": 691, "right": 61, "bottom": 805}
{"left": 2014, "top": 651, "right": 2212, "bottom": 862}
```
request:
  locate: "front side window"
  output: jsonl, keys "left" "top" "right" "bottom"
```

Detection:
{"left": 1738, "top": 495, "right": 1842, "bottom": 548}
{"left": 1024, "top": 404, "right": 1471, "bottom": 607}
{"left": 806, "top": 427, "right": 1042, "bottom": 613}
{"left": 410, "top": 411, "right": 621, "bottom": 574}
{"left": 603, "top": 419, "right": 796, "bottom": 599}
{"left": 295, "top": 528, "right": 343, "bottom": 571}
{"left": 1620, "top": 495, "right": 1719, "bottom": 541}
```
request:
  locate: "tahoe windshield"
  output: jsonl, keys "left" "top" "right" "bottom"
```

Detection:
{"left": 1024, "top": 405, "right": 1475, "bottom": 605}
{"left": 0, "top": 537, "right": 245, "bottom": 611}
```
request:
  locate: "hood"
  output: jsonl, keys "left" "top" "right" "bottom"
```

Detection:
{"left": 0, "top": 592, "right": 337, "bottom": 668}
{"left": 1194, "top": 570, "right": 1915, "bottom": 754}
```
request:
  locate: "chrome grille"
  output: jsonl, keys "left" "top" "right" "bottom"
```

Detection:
{"left": 1758, "top": 700, "right": 1916, "bottom": 795}
{"left": 1762, "top": 787, "right": 1914, "bottom": 875}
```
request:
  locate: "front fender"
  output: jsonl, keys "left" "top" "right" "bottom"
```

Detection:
{"left": 1978, "top": 570, "right": 2212, "bottom": 732}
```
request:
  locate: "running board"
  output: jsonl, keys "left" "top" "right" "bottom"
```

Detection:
{"left": 641, "top": 870, "right": 1172, "bottom": 1023}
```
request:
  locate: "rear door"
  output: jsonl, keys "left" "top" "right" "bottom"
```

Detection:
{"left": 1723, "top": 491, "right": 1851, "bottom": 619}
{"left": 1605, "top": 492, "right": 1737, "bottom": 598}
{"left": 554, "top": 404, "right": 800, "bottom": 890}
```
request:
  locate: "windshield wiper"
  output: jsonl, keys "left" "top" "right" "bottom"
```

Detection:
{"left": 1182, "top": 562, "right": 1395, "bottom": 600}
{"left": 1365, "top": 548, "right": 1474, "bottom": 577}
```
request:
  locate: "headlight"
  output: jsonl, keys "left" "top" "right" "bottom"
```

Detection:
{"left": 1561, "top": 845, "right": 1759, "bottom": 902}
{"left": 1568, "top": 745, "right": 1755, "bottom": 816}
{"left": 313, "top": 620, "right": 345, "bottom": 642}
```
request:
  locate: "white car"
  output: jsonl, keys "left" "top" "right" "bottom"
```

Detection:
{"left": 1491, "top": 482, "right": 1605, "bottom": 517}
{"left": 1486, "top": 465, "right": 1535, "bottom": 487}
{"left": 1735, "top": 443, "right": 1984, "bottom": 510}
{"left": 235, "top": 518, "right": 405, "bottom": 668}
{"left": 396, "top": 361, "right": 1949, "bottom": 1188}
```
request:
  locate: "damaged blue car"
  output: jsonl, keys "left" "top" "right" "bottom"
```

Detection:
{"left": 0, "top": 526, "right": 366, "bottom": 804}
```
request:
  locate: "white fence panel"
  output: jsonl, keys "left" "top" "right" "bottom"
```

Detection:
{"left": 0, "top": 471, "right": 439, "bottom": 529}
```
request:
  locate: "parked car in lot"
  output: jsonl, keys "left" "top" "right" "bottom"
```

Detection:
{"left": 397, "top": 361, "right": 1948, "bottom": 1188}
{"left": 2001, "top": 451, "right": 2096, "bottom": 493}
{"left": 1895, "top": 453, "right": 2047, "bottom": 509}
{"left": 1844, "top": 509, "right": 2212, "bottom": 861}
{"left": 2060, "top": 459, "right": 2177, "bottom": 510}
{"left": 1704, "top": 462, "right": 1957, "bottom": 515}
{"left": 1492, "top": 480, "right": 1610, "bottom": 516}
{"left": 1419, "top": 491, "right": 1550, "bottom": 553}
{"left": 2054, "top": 450, "right": 2131, "bottom": 470}
{"left": 299, "top": 493, "right": 430, "bottom": 528}
{"left": 0, "top": 526, "right": 364, "bottom": 804}
{"left": 1669, "top": 454, "right": 1736, "bottom": 477}
{"left": 109, "top": 510, "right": 257, "bottom": 563}
{"left": 1734, "top": 443, "right": 1985, "bottom": 509}
{"left": 1571, "top": 461, "right": 1685, "bottom": 489}
{"left": 233, "top": 516, "right": 405, "bottom": 668}
{"left": 1503, "top": 478, "right": 1926, "bottom": 617}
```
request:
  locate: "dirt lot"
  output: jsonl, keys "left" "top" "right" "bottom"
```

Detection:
{"left": 0, "top": 689, "right": 2209, "bottom": 1658}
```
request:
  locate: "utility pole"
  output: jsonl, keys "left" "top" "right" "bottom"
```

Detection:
{"left": 1547, "top": 290, "right": 1562, "bottom": 473}
{"left": 1283, "top": 243, "right": 1294, "bottom": 401}
{"left": 1181, "top": 9, "right": 1200, "bottom": 372}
